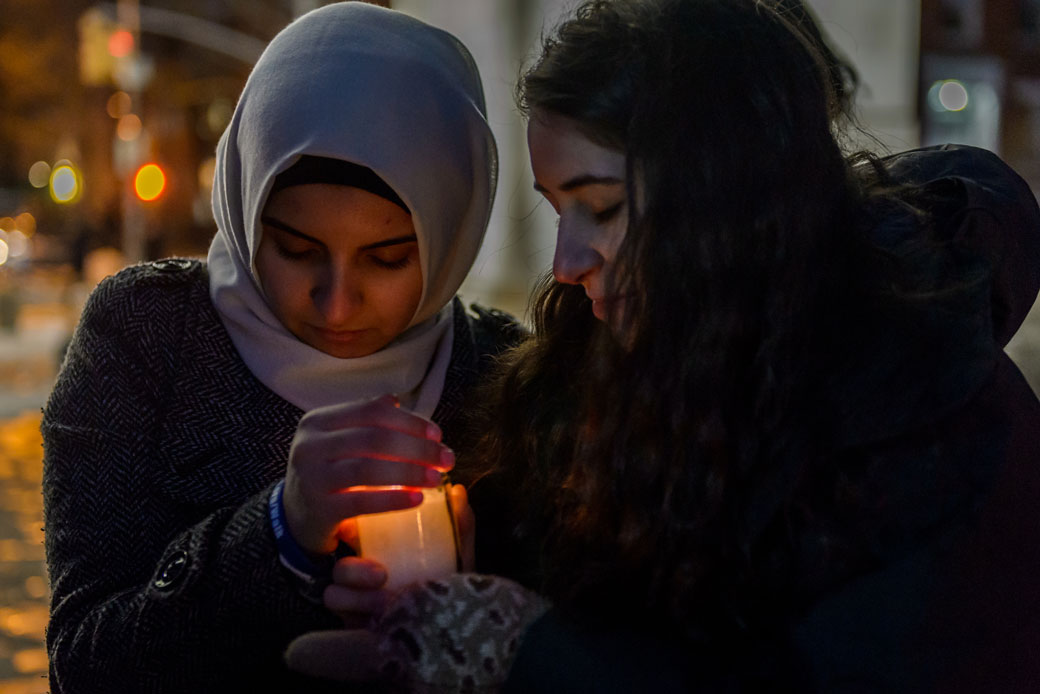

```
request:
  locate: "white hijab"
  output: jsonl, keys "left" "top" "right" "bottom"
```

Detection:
{"left": 207, "top": 2, "right": 497, "bottom": 416}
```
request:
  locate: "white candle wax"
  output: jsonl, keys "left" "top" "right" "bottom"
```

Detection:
{"left": 355, "top": 486, "right": 458, "bottom": 591}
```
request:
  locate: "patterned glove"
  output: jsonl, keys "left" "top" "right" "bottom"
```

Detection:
{"left": 285, "top": 573, "right": 550, "bottom": 692}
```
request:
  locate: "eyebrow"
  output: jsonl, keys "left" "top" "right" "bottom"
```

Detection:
{"left": 260, "top": 215, "right": 418, "bottom": 251}
{"left": 533, "top": 174, "right": 625, "bottom": 194}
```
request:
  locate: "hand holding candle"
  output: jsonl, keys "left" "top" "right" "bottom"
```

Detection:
{"left": 325, "top": 487, "right": 474, "bottom": 622}
{"left": 282, "top": 394, "right": 453, "bottom": 558}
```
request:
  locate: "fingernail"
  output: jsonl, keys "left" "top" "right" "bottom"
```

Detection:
{"left": 426, "top": 422, "right": 442, "bottom": 441}
{"left": 409, "top": 490, "right": 424, "bottom": 505}
{"left": 440, "top": 447, "right": 455, "bottom": 468}
{"left": 426, "top": 468, "right": 444, "bottom": 486}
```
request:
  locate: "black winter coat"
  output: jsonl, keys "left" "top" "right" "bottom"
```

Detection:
{"left": 42, "top": 258, "right": 523, "bottom": 693}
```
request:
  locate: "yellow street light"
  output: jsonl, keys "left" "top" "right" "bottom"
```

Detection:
{"left": 134, "top": 163, "right": 166, "bottom": 202}
{"left": 49, "top": 163, "right": 82, "bottom": 204}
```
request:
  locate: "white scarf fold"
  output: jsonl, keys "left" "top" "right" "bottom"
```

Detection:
{"left": 207, "top": 2, "right": 496, "bottom": 416}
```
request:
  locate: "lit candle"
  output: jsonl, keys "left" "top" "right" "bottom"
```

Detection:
{"left": 355, "top": 484, "right": 459, "bottom": 591}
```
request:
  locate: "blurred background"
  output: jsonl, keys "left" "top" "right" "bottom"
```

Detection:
{"left": 0, "top": 0, "right": 1037, "bottom": 690}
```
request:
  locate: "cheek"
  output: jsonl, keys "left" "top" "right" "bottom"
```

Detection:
{"left": 602, "top": 218, "right": 628, "bottom": 265}
{"left": 254, "top": 238, "right": 281, "bottom": 294}
{"left": 374, "top": 264, "right": 424, "bottom": 328}
{"left": 264, "top": 280, "right": 298, "bottom": 321}
{"left": 255, "top": 250, "right": 307, "bottom": 325}
{"left": 400, "top": 266, "right": 425, "bottom": 320}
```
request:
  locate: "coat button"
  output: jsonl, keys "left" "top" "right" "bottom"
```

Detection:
{"left": 154, "top": 550, "right": 189, "bottom": 590}
{"left": 153, "top": 258, "right": 194, "bottom": 273}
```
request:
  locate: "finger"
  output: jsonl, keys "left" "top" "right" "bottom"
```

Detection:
{"left": 335, "top": 612, "right": 374, "bottom": 629}
{"left": 449, "top": 484, "right": 476, "bottom": 572}
{"left": 284, "top": 630, "right": 380, "bottom": 682}
{"left": 337, "top": 518, "right": 361, "bottom": 551}
{"left": 281, "top": 482, "right": 424, "bottom": 556}
{"left": 327, "top": 488, "right": 424, "bottom": 520}
{"left": 322, "top": 457, "right": 448, "bottom": 493}
{"left": 325, "top": 429, "right": 455, "bottom": 470}
{"left": 323, "top": 582, "right": 390, "bottom": 616}
{"left": 303, "top": 394, "right": 442, "bottom": 442}
{"left": 331, "top": 556, "right": 387, "bottom": 589}
{"left": 449, "top": 483, "right": 472, "bottom": 527}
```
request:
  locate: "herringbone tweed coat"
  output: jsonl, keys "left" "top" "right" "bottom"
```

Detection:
{"left": 41, "top": 258, "right": 524, "bottom": 693}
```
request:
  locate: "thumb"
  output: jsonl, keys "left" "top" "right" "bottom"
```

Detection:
{"left": 284, "top": 629, "right": 380, "bottom": 682}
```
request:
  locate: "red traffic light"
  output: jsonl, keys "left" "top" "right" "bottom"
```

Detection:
{"left": 108, "top": 29, "right": 135, "bottom": 58}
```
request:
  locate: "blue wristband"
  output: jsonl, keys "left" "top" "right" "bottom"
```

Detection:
{"left": 268, "top": 479, "right": 329, "bottom": 582}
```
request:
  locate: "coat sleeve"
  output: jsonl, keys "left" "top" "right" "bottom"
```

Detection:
{"left": 41, "top": 267, "right": 340, "bottom": 693}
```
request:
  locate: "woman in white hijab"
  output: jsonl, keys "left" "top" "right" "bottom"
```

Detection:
{"left": 41, "top": 3, "right": 513, "bottom": 691}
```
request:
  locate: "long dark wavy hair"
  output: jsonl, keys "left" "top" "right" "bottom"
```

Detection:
{"left": 465, "top": 0, "right": 951, "bottom": 635}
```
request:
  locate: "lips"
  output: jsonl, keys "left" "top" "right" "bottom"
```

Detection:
{"left": 589, "top": 295, "right": 624, "bottom": 322}
{"left": 312, "top": 326, "right": 368, "bottom": 344}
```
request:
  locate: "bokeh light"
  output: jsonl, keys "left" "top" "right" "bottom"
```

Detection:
{"left": 0, "top": 239, "right": 9, "bottom": 267}
{"left": 938, "top": 81, "right": 969, "bottom": 111}
{"left": 0, "top": 218, "right": 13, "bottom": 233}
{"left": 134, "top": 163, "right": 166, "bottom": 201}
{"left": 84, "top": 247, "right": 127, "bottom": 285}
{"left": 24, "top": 576, "right": 47, "bottom": 600}
{"left": 107, "top": 29, "right": 134, "bottom": 58}
{"left": 929, "top": 79, "right": 970, "bottom": 113}
{"left": 106, "top": 91, "right": 132, "bottom": 119}
{"left": 197, "top": 156, "right": 216, "bottom": 190}
{"left": 206, "top": 99, "right": 234, "bottom": 135}
{"left": 13, "top": 213, "right": 35, "bottom": 238}
{"left": 6, "top": 232, "right": 29, "bottom": 259}
{"left": 116, "top": 113, "right": 142, "bottom": 141}
{"left": 11, "top": 648, "right": 48, "bottom": 675}
{"left": 49, "top": 163, "right": 81, "bottom": 204}
{"left": 27, "top": 162, "right": 51, "bottom": 189}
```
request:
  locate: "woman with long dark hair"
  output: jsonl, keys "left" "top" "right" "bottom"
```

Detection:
{"left": 289, "top": 1, "right": 1040, "bottom": 690}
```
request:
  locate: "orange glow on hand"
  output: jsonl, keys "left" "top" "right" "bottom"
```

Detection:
{"left": 336, "top": 518, "right": 360, "bottom": 551}
{"left": 340, "top": 485, "right": 416, "bottom": 493}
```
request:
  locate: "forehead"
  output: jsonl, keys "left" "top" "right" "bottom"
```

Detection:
{"left": 264, "top": 182, "right": 409, "bottom": 227}
{"left": 527, "top": 112, "right": 626, "bottom": 186}
{"left": 263, "top": 184, "right": 414, "bottom": 239}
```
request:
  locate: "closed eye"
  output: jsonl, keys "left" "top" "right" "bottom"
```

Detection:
{"left": 594, "top": 201, "right": 625, "bottom": 224}
{"left": 273, "top": 242, "right": 321, "bottom": 261}
{"left": 370, "top": 254, "right": 413, "bottom": 270}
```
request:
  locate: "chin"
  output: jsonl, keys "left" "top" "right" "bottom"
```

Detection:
{"left": 297, "top": 332, "right": 387, "bottom": 359}
{"left": 318, "top": 341, "right": 385, "bottom": 359}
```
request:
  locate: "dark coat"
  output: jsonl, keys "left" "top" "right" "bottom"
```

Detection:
{"left": 788, "top": 145, "right": 1040, "bottom": 693}
{"left": 41, "top": 258, "right": 523, "bottom": 693}
{"left": 502, "top": 145, "right": 1040, "bottom": 693}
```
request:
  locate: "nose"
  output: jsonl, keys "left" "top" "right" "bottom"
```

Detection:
{"left": 552, "top": 216, "right": 603, "bottom": 286}
{"left": 311, "top": 264, "right": 362, "bottom": 325}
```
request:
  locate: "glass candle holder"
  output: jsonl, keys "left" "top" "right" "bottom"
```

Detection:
{"left": 355, "top": 483, "right": 460, "bottom": 591}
